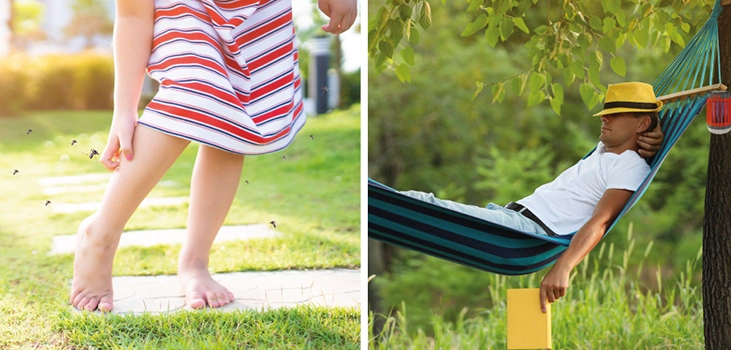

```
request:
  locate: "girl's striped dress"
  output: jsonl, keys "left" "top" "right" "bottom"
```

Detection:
{"left": 138, "top": 0, "right": 305, "bottom": 155}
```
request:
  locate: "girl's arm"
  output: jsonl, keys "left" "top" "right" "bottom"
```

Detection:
{"left": 101, "top": 0, "right": 154, "bottom": 171}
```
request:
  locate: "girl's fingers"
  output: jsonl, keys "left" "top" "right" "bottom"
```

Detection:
{"left": 100, "top": 137, "right": 121, "bottom": 172}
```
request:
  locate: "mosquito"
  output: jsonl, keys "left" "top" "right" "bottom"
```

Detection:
{"left": 45, "top": 200, "right": 51, "bottom": 206}
{"left": 310, "top": 134, "right": 315, "bottom": 140}
{"left": 245, "top": 180, "right": 249, "bottom": 184}
{"left": 71, "top": 140, "right": 77, "bottom": 146}
{"left": 82, "top": 149, "right": 100, "bottom": 160}
{"left": 11, "top": 169, "right": 19, "bottom": 176}
{"left": 321, "top": 86, "right": 328, "bottom": 96}
{"left": 26, "top": 129, "right": 32, "bottom": 135}
{"left": 269, "top": 220, "right": 277, "bottom": 229}
{"left": 282, "top": 155, "right": 287, "bottom": 160}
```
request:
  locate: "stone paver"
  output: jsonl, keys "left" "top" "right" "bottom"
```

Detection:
{"left": 52, "top": 224, "right": 280, "bottom": 255}
{"left": 39, "top": 173, "right": 111, "bottom": 187}
{"left": 50, "top": 196, "right": 189, "bottom": 214}
{"left": 97, "top": 269, "right": 360, "bottom": 314}
{"left": 42, "top": 180, "right": 177, "bottom": 196}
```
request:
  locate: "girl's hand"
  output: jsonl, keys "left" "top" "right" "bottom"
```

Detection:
{"left": 100, "top": 111, "right": 138, "bottom": 171}
{"left": 318, "top": 0, "right": 357, "bottom": 35}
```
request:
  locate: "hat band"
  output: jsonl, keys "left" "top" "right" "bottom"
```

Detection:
{"left": 603, "top": 101, "right": 658, "bottom": 110}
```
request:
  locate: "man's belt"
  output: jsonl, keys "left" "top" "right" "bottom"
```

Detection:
{"left": 505, "top": 202, "right": 558, "bottom": 237}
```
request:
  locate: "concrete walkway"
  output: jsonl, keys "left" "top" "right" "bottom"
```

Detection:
{"left": 52, "top": 224, "right": 280, "bottom": 255}
{"left": 92, "top": 269, "right": 360, "bottom": 314}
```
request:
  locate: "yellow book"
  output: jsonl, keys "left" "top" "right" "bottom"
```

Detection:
{"left": 507, "top": 288, "right": 551, "bottom": 349}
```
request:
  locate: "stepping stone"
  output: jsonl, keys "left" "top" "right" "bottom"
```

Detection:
{"left": 39, "top": 173, "right": 111, "bottom": 187}
{"left": 96, "top": 269, "right": 360, "bottom": 314}
{"left": 50, "top": 196, "right": 189, "bottom": 214}
{"left": 42, "top": 180, "right": 178, "bottom": 196}
{"left": 51, "top": 224, "right": 280, "bottom": 255}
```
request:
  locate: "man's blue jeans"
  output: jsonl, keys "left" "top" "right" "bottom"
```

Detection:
{"left": 400, "top": 190, "right": 548, "bottom": 235}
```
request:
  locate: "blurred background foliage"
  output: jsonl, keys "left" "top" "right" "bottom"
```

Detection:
{"left": 369, "top": 0, "right": 710, "bottom": 331}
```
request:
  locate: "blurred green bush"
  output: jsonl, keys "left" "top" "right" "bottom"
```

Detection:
{"left": 0, "top": 52, "right": 114, "bottom": 115}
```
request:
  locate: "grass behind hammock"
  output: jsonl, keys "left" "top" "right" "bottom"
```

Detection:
{"left": 369, "top": 227, "right": 704, "bottom": 348}
{"left": 0, "top": 106, "right": 360, "bottom": 348}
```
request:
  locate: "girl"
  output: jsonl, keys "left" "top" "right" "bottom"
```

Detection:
{"left": 70, "top": 0, "right": 358, "bottom": 312}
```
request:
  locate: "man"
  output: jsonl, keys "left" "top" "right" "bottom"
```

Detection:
{"left": 401, "top": 82, "right": 664, "bottom": 312}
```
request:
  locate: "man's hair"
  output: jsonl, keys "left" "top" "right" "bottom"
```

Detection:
{"left": 633, "top": 112, "right": 659, "bottom": 134}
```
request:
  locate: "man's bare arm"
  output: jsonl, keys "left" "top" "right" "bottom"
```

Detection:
{"left": 637, "top": 121, "right": 664, "bottom": 159}
{"left": 538, "top": 188, "right": 634, "bottom": 312}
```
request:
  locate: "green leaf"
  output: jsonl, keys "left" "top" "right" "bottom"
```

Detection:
{"left": 467, "top": 0, "right": 484, "bottom": 12}
{"left": 588, "top": 64, "right": 602, "bottom": 88}
{"left": 551, "top": 83, "right": 564, "bottom": 113}
{"left": 563, "top": 69, "right": 575, "bottom": 86}
{"left": 634, "top": 25, "right": 649, "bottom": 48}
{"left": 671, "top": 31, "right": 685, "bottom": 47}
{"left": 410, "top": 26, "right": 420, "bottom": 44}
{"left": 374, "top": 52, "right": 387, "bottom": 70}
{"left": 681, "top": 22, "right": 690, "bottom": 33}
{"left": 601, "top": 0, "right": 621, "bottom": 15}
{"left": 580, "top": 83, "right": 596, "bottom": 109}
{"left": 412, "top": 1, "right": 423, "bottom": 22}
{"left": 388, "top": 19, "right": 405, "bottom": 43}
{"left": 491, "top": 82, "right": 504, "bottom": 103}
{"left": 395, "top": 63, "right": 411, "bottom": 83}
{"left": 513, "top": 17, "right": 529, "bottom": 34}
{"left": 589, "top": 16, "right": 603, "bottom": 31}
{"left": 379, "top": 40, "right": 395, "bottom": 59}
{"left": 598, "top": 34, "right": 616, "bottom": 52}
{"left": 616, "top": 10, "right": 626, "bottom": 27}
{"left": 485, "top": 27, "right": 499, "bottom": 47}
{"left": 399, "top": 5, "right": 412, "bottom": 20}
{"left": 527, "top": 90, "right": 545, "bottom": 107}
{"left": 602, "top": 17, "right": 616, "bottom": 34}
{"left": 499, "top": 18, "right": 515, "bottom": 41}
{"left": 401, "top": 46, "right": 415, "bottom": 65}
{"left": 462, "top": 14, "right": 488, "bottom": 36}
{"left": 472, "top": 81, "right": 485, "bottom": 101}
{"left": 418, "top": 1, "right": 432, "bottom": 30}
{"left": 610, "top": 56, "right": 626, "bottom": 76}
{"left": 528, "top": 71, "right": 545, "bottom": 92}
{"left": 569, "top": 60, "right": 584, "bottom": 79}
{"left": 550, "top": 97, "right": 562, "bottom": 115}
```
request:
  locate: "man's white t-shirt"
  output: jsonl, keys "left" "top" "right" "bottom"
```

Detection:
{"left": 517, "top": 142, "right": 650, "bottom": 235}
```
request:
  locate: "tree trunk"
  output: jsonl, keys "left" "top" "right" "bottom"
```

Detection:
{"left": 703, "top": 5, "right": 731, "bottom": 348}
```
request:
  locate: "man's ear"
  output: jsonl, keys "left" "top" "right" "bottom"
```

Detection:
{"left": 637, "top": 114, "right": 656, "bottom": 134}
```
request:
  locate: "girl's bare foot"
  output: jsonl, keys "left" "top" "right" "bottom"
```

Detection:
{"left": 178, "top": 266, "right": 234, "bottom": 309}
{"left": 69, "top": 216, "right": 116, "bottom": 312}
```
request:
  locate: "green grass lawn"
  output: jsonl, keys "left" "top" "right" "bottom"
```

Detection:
{"left": 0, "top": 106, "right": 361, "bottom": 348}
{"left": 369, "top": 232, "right": 704, "bottom": 349}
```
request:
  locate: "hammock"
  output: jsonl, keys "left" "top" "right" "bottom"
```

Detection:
{"left": 368, "top": 1, "right": 726, "bottom": 276}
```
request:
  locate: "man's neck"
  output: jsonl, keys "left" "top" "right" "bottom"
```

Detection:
{"left": 604, "top": 140, "right": 640, "bottom": 155}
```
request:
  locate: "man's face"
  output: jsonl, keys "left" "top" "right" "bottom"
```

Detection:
{"left": 599, "top": 112, "right": 646, "bottom": 147}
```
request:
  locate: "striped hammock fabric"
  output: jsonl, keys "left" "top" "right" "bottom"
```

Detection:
{"left": 368, "top": 1, "right": 724, "bottom": 275}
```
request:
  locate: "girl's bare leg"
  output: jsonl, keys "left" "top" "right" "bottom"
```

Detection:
{"left": 178, "top": 145, "right": 244, "bottom": 308}
{"left": 70, "top": 126, "right": 190, "bottom": 311}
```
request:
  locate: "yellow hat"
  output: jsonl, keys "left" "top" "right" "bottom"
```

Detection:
{"left": 593, "top": 82, "right": 663, "bottom": 117}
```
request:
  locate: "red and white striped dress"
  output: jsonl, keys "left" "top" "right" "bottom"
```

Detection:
{"left": 139, "top": 0, "right": 305, "bottom": 155}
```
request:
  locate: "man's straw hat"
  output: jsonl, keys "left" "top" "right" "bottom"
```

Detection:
{"left": 593, "top": 82, "right": 663, "bottom": 117}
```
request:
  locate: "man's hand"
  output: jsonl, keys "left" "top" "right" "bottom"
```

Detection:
{"left": 539, "top": 264, "right": 570, "bottom": 313}
{"left": 318, "top": 0, "right": 358, "bottom": 35}
{"left": 637, "top": 121, "right": 664, "bottom": 158}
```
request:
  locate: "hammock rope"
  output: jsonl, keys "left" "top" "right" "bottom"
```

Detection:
{"left": 368, "top": 0, "right": 725, "bottom": 276}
